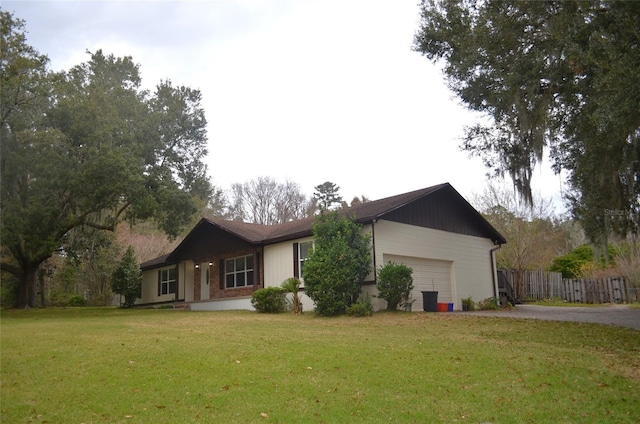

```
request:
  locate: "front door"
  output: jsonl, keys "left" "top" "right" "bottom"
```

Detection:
{"left": 200, "top": 263, "right": 210, "bottom": 300}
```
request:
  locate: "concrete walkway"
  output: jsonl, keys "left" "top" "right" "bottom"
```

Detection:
{"left": 464, "top": 304, "right": 640, "bottom": 330}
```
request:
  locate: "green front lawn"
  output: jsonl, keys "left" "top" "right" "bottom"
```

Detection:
{"left": 1, "top": 308, "right": 638, "bottom": 423}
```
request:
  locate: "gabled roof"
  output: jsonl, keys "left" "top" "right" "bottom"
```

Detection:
{"left": 140, "top": 183, "right": 506, "bottom": 269}
{"left": 347, "top": 183, "right": 447, "bottom": 222}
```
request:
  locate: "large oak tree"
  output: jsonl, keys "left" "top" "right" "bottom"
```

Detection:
{"left": 1, "top": 13, "right": 211, "bottom": 307}
{"left": 414, "top": 0, "right": 640, "bottom": 251}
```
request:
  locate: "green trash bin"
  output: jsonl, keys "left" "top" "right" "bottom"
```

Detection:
{"left": 421, "top": 291, "right": 438, "bottom": 312}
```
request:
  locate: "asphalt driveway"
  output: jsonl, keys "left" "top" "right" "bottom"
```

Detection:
{"left": 464, "top": 304, "right": 640, "bottom": 330}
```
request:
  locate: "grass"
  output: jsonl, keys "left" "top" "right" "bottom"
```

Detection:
{"left": 528, "top": 298, "right": 640, "bottom": 308}
{"left": 528, "top": 299, "right": 610, "bottom": 307}
{"left": 525, "top": 296, "right": 638, "bottom": 307}
{"left": 1, "top": 308, "right": 639, "bottom": 423}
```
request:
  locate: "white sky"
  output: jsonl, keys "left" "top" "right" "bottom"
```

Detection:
{"left": 4, "top": 0, "right": 566, "bottom": 208}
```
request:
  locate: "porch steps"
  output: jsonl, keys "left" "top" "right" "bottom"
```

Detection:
{"left": 497, "top": 270, "right": 521, "bottom": 306}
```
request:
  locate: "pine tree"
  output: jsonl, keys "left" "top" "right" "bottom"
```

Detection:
{"left": 111, "top": 246, "right": 142, "bottom": 308}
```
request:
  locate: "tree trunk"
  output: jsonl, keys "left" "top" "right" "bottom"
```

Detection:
{"left": 38, "top": 268, "right": 46, "bottom": 307}
{"left": 16, "top": 265, "right": 38, "bottom": 308}
{"left": 516, "top": 268, "right": 525, "bottom": 301}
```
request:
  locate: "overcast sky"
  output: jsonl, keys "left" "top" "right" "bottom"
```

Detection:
{"left": 4, "top": 0, "right": 566, "bottom": 208}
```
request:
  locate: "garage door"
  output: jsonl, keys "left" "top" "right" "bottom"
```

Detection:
{"left": 383, "top": 255, "right": 453, "bottom": 311}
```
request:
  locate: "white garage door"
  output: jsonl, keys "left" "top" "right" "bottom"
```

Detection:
{"left": 383, "top": 255, "right": 454, "bottom": 311}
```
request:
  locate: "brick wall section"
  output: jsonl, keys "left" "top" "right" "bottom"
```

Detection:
{"left": 192, "top": 247, "right": 263, "bottom": 301}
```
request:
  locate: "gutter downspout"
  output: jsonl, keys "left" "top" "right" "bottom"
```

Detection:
{"left": 371, "top": 220, "right": 377, "bottom": 284}
{"left": 490, "top": 244, "right": 502, "bottom": 305}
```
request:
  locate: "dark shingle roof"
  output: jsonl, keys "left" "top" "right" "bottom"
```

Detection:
{"left": 140, "top": 253, "right": 171, "bottom": 270}
{"left": 140, "top": 183, "right": 505, "bottom": 269}
{"left": 204, "top": 218, "right": 274, "bottom": 242}
{"left": 347, "top": 184, "right": 446, "bottom": 222}
{"left": 206, "top": 184, "right": 448, "bottom": 243}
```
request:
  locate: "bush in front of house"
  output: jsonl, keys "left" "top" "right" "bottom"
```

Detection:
{"left": 461, "top": 296, "right": 475, "bottom": 311}
{"left": 477, "top": 297, "right": 500, "bottom": 310}
{"left": 303, "top": 211, "right": 371, "bottom": 316}
{"left": 251, "top": 287, "right": 287, "bottom": 313}
{"left": 376, "top": 261, "right": 414, "bottom": 311}
{"left": 347, "top": 295, "right": 374, "bottom": 317}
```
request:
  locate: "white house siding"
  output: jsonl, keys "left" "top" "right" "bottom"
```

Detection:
{"left": 264, "top": 240, "right": 299, "bottom": 286}
{"left": 263, "top": 237, "right": 315, "bottom": 312}
{"left": 138, "top": 261, "right": 193, "bottom": 305}
{"left": 372, "top": 220, "right": 497, "bottom": 310}
{"left": 183, "top": 261, "right": 194, "bottom": 302}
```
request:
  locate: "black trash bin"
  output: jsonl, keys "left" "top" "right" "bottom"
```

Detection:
{"left": 421, "top": 291, "right": 438, "bottom": 312}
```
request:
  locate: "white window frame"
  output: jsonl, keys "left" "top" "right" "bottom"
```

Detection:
{"left": 298, "top": 241, "right": 313, "bottom": 282}
{"left": 224, "top": 255, "right": 254, "bottom": 289}
{"left": 160, "top": 268, "right": 176, "bottom": 295}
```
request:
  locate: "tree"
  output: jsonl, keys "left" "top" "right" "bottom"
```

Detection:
{"left": 413, "top": 1, "right": 640, "bottom": 249}
{"left": 376, "top": 261, "right": 414, "bottom": 311}
{"left": 549, "top": 244, "right": 617, "bottom": 279}
{"left": 0, "top": 13, "right": 211, "bottom": 307}
{"left": 342, "top": 195, "right": 370, "bottom": 209}
{"left": 227, "top": 177, "right": 313, "bottom": 224}
{"left": 473, "top": 182, "right": 569, "bottom": 269}
{"left": 202, "top": 185, "right": 228, "bottom": 218}
{"left": 114, "top": 222, "right": 181, "bottom": 264}
{"left": 313, "top": 181, "right": 343, "bottom": 212}
{"left": 472, "top": 182, "right": 570, "bottom": 298}
{"left": 111, "top": 246, "right": 142, "bottom": 308}
{"left": 302, "top": 211, "right": 371, "bottom": 316}
{"left": 615, "top": 242, "right": 640, "bottom": 292}
{"left": 58, "top": 227, "right": 122, "bottom": 306}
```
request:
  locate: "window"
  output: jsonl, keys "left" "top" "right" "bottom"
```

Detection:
{"left": 159, "top": 268, "right": 176, "bottom": 295}
{"left": 298, "top": 241, "right": 313, "bottom": 280}
{"left": 224, "top": 255, "right": 254, "bottom": 289}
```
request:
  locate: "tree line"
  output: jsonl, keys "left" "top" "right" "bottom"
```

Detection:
{"left": 213, "top": 179, "right": 368, "bottom": 225}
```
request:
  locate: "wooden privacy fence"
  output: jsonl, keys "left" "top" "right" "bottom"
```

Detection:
{"left": 562, "top": 277, "right": 639, "bottom": 304}
{"left": 499, "top": 269, "right": 639, "bottom": 304}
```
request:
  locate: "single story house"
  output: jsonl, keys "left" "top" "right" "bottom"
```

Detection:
{"left": 138, "top": 183, "right": 506, "bottom": 311}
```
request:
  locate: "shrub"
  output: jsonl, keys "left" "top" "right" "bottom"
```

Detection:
{"left": 68, "top": 295, "right": 87, "bottom": 307}
{"left": 461, "top": 296, "right": 474, "bottom": 311}
{"left": 303, "top": 212, "right": 371, "bottom": 316}
{"left": 550, "top": 244, "right": 618, "bottom": 278}
{"left": 347, "top": 296, "right": 373, "bottom": 317}
{"left": 251, "top": 287, "right": 287, "bottom": 313}
{"left": 281, "top": 277, "right": 303, "bottom": 314}
{"left": 376, "top": 261, "right": 414, "bottom": 310}
{"left": 477, "top": 297, "right": 500, "bottom": 310}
